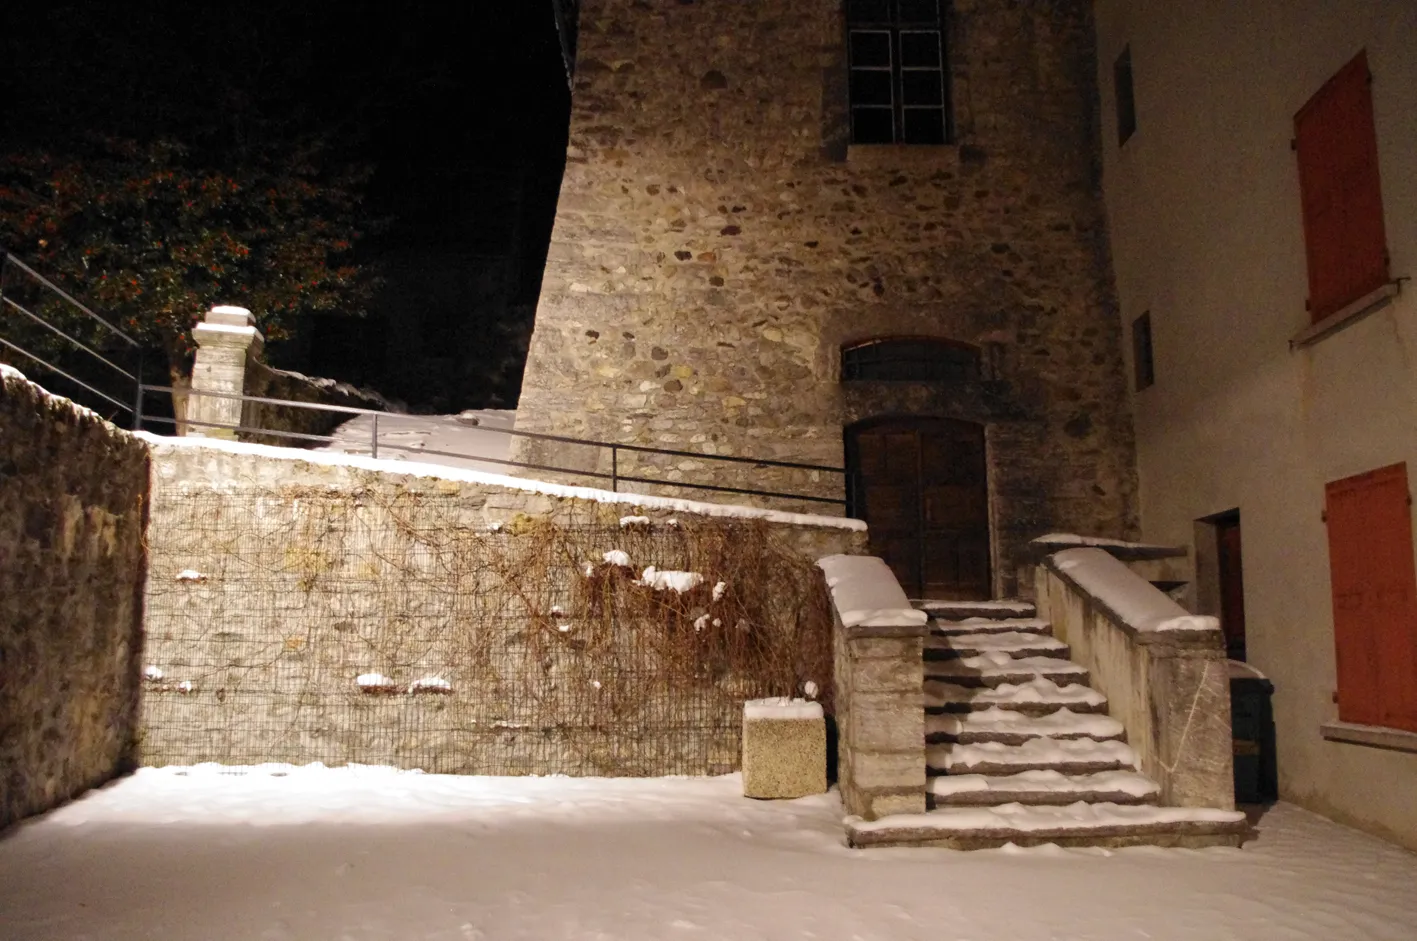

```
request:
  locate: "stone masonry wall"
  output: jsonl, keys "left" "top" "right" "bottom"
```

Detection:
{"left": 0, "top": 368, "right": 149, "bottom": 830}
{"left": 139, "top": 440, "right": 864, "bottom": 774}
{"left": 516, "top": 0, "right": 1139, "bottom": 594}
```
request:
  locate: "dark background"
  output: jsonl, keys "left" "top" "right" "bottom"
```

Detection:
{"left": 0, "top": 1, "right": 572, "bottom": 411}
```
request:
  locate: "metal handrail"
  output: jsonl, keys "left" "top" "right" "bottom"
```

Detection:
{"left": 0, "top": 246, "right": 846, "bottom": 509}
{"left": 143, "top": 384, "right": 848, "bottom": 476}
{"left": 143, "top": 384, "right": 849, "bottom": 506}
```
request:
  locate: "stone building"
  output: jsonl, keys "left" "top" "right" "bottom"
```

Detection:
{"left": 516, "top": 0, "right": 1140, "bottom": 600}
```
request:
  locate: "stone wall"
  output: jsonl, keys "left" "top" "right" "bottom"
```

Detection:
{"left": 1038, "top": 551, "right": 1234, "bottom": 809}
{"left": 240, "top": 361, "right": 393, "bottom": 448}
{"left": 516, "top": 0, "right": 1139, "bottom": 593}
{"left": 139, "top": 439, "right": 865, "bottom": 774}
{"left": 0, "top": 368, "right": 149, "bottom": 830}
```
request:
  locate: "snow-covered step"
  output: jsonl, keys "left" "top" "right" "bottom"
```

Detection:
{"left": 925, "top": 707, "right": 1125, "bottom": 745}
{"left": 929, "top": 617, "right": 1053, "bottom": 637}
{"left": 924, "top": 651, "right": 1089, "bottom": 688}
{"left": 928, "top": 738, "right": 1139, "bottom": 776}
{"left": 846, "top": 802, "right": 1248, "bottom": 850}
{"left": 928, "top": 770, "right": 1161, "bottom": 806}
{"left": 914, "top": 599, "right": 1037, "bottom": 621}
{"left": 925, "top": 678, "right": 1109, "bottom": 714}
{"left": 924, "top": 631, "right": 1069, "bottom": 661}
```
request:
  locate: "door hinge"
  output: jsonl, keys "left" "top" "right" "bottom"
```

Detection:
{"left": 1321, "top": 509, "right": 1328, "bottom": 523}
{"left": 1290, "top": 138, "right": 1298, "bottom": 151}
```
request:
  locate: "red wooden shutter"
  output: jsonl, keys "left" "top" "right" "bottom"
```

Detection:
{"left": 1325, "top": 463, "right": 1417, "bottom": 733}
{"left": 1294, "top": 50, "right": 1390, "bottom": 323}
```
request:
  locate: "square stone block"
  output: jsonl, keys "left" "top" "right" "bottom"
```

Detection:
{"left": 742, "top": 703, "right": 827, "bottom": 799}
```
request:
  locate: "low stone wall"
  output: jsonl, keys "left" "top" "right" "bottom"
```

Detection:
{"left": 139, "top": 438, "right": 865, "bottom": 775}
{"left": 0, "top": 368, "right": 150, "bottom": 830}
{"left": 240, "top": 361, "right": 393, "bottom": 448}
{"left": 1037, "top": 549, "right": 1234, "bottom": 809}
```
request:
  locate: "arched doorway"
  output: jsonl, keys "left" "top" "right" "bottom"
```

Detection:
{"left": 846, "top": 417, "right": 990, "bottom": 600}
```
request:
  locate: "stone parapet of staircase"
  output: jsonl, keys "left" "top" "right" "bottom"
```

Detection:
{"left": 839, "top": 589, "right": 1247, "bottom": 850}
{"left": 821, "top": 555, "right": 928, "bottom": 820}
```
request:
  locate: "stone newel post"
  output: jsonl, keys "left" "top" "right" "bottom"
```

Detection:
{"left": 188, "top": 306, "right": 262, "bottom": 438}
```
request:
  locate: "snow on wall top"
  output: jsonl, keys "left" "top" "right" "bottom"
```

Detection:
{"left": 816, "top": 554, "right": 929, "bottom": 628}
{"left": 1031, "top": 533, "right": 1178, "bottom": 552}
{"left": 1051, "top": 548, "right": 1218, "bottom": 633}
{"left": 743, "top": 698, "right": 823, "bottom": 721}
{"left": 139, "top": 432, "right": 866, "bottom": 532}
{"left": 1, "top": 364, "right": 27, "bottom": 383}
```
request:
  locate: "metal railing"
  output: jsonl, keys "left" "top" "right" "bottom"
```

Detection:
{"left": 1, "top": 250, "right": 848, "bottom": 509}
{"left": 137, "top": 384, "right": 848, "bottom": 507}
{"left": 0, "top": 250, "right": 146, "bottom": 427}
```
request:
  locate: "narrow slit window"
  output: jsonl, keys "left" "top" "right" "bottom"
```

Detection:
{"left": 1115, "top": 45, "right": 1136, "bottom": 145}
{"left": 1133, "top": 311, "right": 1154, "bottom": 390}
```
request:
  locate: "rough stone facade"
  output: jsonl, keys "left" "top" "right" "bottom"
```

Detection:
{"left": 516, "top": 0, "right": 1139, "bottom": 594}
{"left": 139, "top": 440, "right": 864, "bottom": 774}
{"left": 0, "top": 370, "right": 149, "bottom": 830}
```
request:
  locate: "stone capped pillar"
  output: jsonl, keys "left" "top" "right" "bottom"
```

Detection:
{"left": 188, "top": 306, "right": 262, "bottom": 438}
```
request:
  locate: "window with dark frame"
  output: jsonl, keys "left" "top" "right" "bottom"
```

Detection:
{"left": 1294, "top": 50, "right": 1390, "bottom": 323}
{"left": 1132, "top": 312, "right": 1154, "bottom": 390}
{"left": 847, "top": 0, "right": 951, "bottom": 145}
{"left": 841, "top": 338, "right": 980, "bottom": 381}
{"left": 1114, "top": 45, "right": 1136, "bottom": 145}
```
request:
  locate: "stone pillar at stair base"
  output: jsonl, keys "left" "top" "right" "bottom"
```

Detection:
{"left": 188, "top": 306, "right": 263, "bottom": 439}
{"left": 833, "top": 620, "right": 927, "bottom": 820}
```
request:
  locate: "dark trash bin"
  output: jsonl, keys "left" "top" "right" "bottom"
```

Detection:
{"left": 1229, "top": 660, "right": 1277, "bottom": 803}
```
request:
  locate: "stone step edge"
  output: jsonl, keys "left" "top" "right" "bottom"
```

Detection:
{"left": 928, "top": 772, "right": 1159, "bottom": 806}
{"left": 926, "top": 727, "right": 1125, "bottom": 745}
{"left": 923, "top": 669, "right": 1092, "bottom": 690}
{"left": 846, "top": 809, "right": 1248, "bottom": 850}
{"left": 929, "top": 617, "right": 1052, "bottom": 636}
{"left": 930, "top": 758, "right": 1139, "bottom": 776}
{"left": 914, "top": 600, "right": 1037, "bottom": 620}
{"left": 928, "top": 701, "right": 1111, "bottom": 715}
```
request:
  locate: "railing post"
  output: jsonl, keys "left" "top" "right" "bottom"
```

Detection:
{"left": 132, "top": 351, "right": 144, "bottom": 432}
{"left": 188, "top": 306, "right": 262, "bottom": 438}
{"left": 371, "top": 413, "right": 379, "bottom": 460}
{"left": 611, "top": 445, "right": 619, "bottom": 492}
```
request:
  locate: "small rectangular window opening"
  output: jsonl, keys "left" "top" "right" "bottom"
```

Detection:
{"left": 1115, "top": 45, "right": 1136, "bottom": 145}
{"left": 1133, "top": 311, "right": 1154, "bottom": 390}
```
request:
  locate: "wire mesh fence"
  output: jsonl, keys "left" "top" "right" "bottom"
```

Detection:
{"left": 141, "top": 485, "right": 834, "bottom": 775}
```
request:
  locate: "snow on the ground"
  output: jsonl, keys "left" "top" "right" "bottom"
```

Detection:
{"left": 318, "top": 409, "right": 516, "bottom": 474}
{"left": 0, "top": 766, "right": 1414, "bottom": 941}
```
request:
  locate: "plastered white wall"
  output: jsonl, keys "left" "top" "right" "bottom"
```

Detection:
{"left": 1094, "top": 0, "right": 1417, "bottom": 849}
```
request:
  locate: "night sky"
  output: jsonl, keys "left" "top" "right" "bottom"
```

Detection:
{"left": 0, "top": 1, "right": 571, "bottom": 410}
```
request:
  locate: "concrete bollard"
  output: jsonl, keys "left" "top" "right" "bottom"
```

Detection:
{"left": 742, "top": 697, "right": 827, "bottom": 799}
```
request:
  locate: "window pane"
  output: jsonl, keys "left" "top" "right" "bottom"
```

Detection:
{"left": 850, "top": 70, "right": 894, "bottom": 107}
{"left": 850, "top": 30, "right": 892, "bottom": 68}
{"left": 852, "top": 107, "right": 895, "bottom": 144}
{"left": 902, "top": 69, "right": 944, "bottom": 106}
{"left": 903, "top": 108, "right": 946, "bottom": 144}
{"left": 898, "top": 0, "right": 940, "bottom": 24}
{"left": 899, "top": 31, "right": 941, "bottom": 68}
{"left": 847, "top": 0, "right": 891, "bottom": 24}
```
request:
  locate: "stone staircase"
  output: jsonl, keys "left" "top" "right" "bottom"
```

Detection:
{"left": 846, "top": 599, "right": 1248, "bottom": 850}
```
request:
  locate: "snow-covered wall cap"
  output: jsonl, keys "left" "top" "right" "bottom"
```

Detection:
{"left": 744, "top": 697, "right": 824, "bottom": 721}
{"left": 816, "top": 554, "right": 929, "bottom": 629}
{"left": 1, "top": 363, "right": 27, "bottom": 383}
{"left": 139, "top": 433, "right": 867, "bottom": 531}
{"left": 1050, "top": 548, "right": 1218, "bottom": 634}
{"left": 206, "top": 305, "right": 255, "bottom": 326}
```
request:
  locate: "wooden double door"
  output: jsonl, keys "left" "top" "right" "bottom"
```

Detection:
{"left": 847, "top": 417, "right": 991, "bottom": 600}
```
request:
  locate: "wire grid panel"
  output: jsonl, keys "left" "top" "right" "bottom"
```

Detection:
{"left": 140, "top": 486, "right": 832, "bottom": 775}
